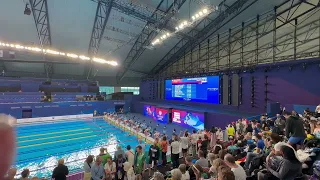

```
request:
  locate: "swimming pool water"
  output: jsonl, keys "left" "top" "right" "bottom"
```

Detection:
{"left": 15, "top": 118, "right": 148, "bottom": 178}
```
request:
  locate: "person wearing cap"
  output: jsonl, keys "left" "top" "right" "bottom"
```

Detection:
{"left": 52, "top": 159, "right": 69, "bottom": 180}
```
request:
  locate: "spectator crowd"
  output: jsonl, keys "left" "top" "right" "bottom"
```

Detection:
{"left": 2, "top": 105, "right": 320, "bottom": 180}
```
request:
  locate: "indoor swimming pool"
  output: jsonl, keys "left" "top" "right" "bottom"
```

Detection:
{"left": 15, "top": 117, "right": 146, "bottom": 178}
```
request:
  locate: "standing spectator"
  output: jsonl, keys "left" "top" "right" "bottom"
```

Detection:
{"left": 180, "top": 131, "right": 190, "bottom": 160}
{"left": 125, "top": 145, "right": 135, "bottom": 167}
{"left": 315, "top": 104, "right": 320, "bottom": 117}
{"left": 283, "top": 111, "right": 306, "bottom": 150}
{"left": 115, "top": 154, "right": 125, "bottom": 180}
{"left": 210, "top": 127, "right": 217, "bottom": 149}
{"left": 114, "top": 146, "right": 126, "bottom": 161}
{"left": 20, "top": 169, "right": 30, "bottom": 180}
{"left": 52, "top": 159, "right": 69, "bottom": 180}
{"left": 123, "top": 162, "right": 135, "bottom": 180}
{"left": 134, "top": 145, "right": 146, "bottom": 175}
{"left": 148, "top": 141, "right": 160, "bottom": 176}
{"left": 227, "top": 124, "right": 235, "bottom": 139}
{"left": 216, "top": 128, "right": 223, "bottom": 142}
{"left": 191, "top": 130, "right": 198, "bottom": 156}
{"left": 273, "top": 114, "right": 285, "bottom": 135}
{"left": 160, "top": 136, "right": 168, "bottom": 166}
{"left": 91, "top": 156, "right": 105, "bottom": 180}
{"left": 195, "top": 150, "right": 208, "bottom": 168}
{"left": 217, "top": 166, "right": 235, "bottom": 180}
{"left": 5, "top": 168, "right": 17, "bottom": 180}
{"left": 224, "top": 154, "right": 246, "bottom": 180}
{"left": 83, "top": 155, "right": 94, "bottom": 180}
{"left": 104, "top": 157, "right": 116, "bottom": 180}
{"left": 200, "top": 134, "right": 209, "bottom": 158}
{"left": 98, "top": 148, "right": 111, "bottom": 166}
{"left": 136, "top": 139, "right": 146, "bottom": 153}
{"left": 171, "top": 135, "right": 180, "bottom": 168}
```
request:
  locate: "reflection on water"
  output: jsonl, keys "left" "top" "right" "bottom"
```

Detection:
{"left": 15, "top": 125, "right": 122, "bottom": 178}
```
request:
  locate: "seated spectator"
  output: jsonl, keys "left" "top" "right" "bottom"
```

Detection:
{"left": 224, "top": 154, "right": 246, "bottom": 180}
{"left": 52, "top": 159, "right": 69, "bottom": 180}
{"left": 244, "top": 134, "right": 264, "bottom": 169}
{"left": 5, "top": 168, "right": 17, "bottom": 180}
{"left": 83, "top": 155, "right": 94, "bottom": 180}
{"left": 258, "top": 143, "right": 302, "bottom": 180}
{"left": 179, "top": 164, "right": 190, "bottom": 180}
{"left": 210, "top": 158, "right": 227, "bottom": 174}
{"left": 218, "top": 149, "right": 227, "bottom": 160}
{"left": 217, "top": 166, "right": 235, "bottom": 180}
{"left": 195, "top": 150, "right": 209, "bottom": 168}
{"left": 104, "top": 157, "right": 115, "bottom": 180}
{"left": 185, "top": 156, "right": 196, "bottom": 180}
{"left": 20, "top": 169, "right": 30, "bottom": 180}
{"left": 171, "top": 169, "right": 182, "bottom": 180}
{"left": 91, "top": 156, "right": 105, "bottom": 180}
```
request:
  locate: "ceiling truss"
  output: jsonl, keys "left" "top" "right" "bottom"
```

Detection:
{"left": 29, "top": 0, "right": 53, "bottom": 79}
{"left": 116, "top": 0, "right": 187, "bottom": 83}
{"left": 152, "top": 0, "right": 320, "bottom": 78}
{"left": 151, "top": 0, "right": 260, "bottom": 75}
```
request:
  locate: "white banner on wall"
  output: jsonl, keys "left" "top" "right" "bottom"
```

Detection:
{"left": 17, "top": 114, "right": 93, "bottom": 124}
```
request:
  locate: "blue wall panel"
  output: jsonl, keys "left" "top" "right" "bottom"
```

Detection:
{"left": 0, "top": 101, "right": 127, "bottom": 119}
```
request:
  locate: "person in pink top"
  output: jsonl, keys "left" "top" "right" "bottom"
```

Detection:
{"left": 210, "top": 127, "right": 217, "bottom": 148}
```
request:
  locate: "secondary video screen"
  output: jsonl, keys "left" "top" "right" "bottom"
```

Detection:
{"left": 171, "top": 109, "right": 204, "bottom": 130}
{"left": 143, "top": 105, "right": 156, "bottom": 120}
{"left": 155, "top": 108, "right": 168, "bottom": 124}
{"left": 165, "top": 76, "right": 219, "bottom": 104}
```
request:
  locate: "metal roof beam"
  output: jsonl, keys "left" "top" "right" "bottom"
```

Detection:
{"left": 85, "top": 0, "right": 114, "bottom": 79}
{"left": 150, "top": 0, "right": 259, "bottom": 75}
{"left": 116, "top": 0, "right": 187, "bottom": 83}
{"left": 29, "top": 0, "right": 53, "bottom": 79}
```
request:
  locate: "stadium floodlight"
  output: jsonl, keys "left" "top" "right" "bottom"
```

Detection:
{"left": 203, "top": 9, "right": 208, "bottom": 13}
{"left": 192, "top": 16, "right": 195, "bottom": 20}
{"left": 183, "top": 21, "right": 188, "bottom": 26}
{"left": 175, "top": 27, "right": 179, "bottom": 30}
{"left": 79, "top": 55, "right": 90, "bottom": 60}
{"left": 46, "top": 49, "right": 60, "bottom": 55}
{"left": 166, "top": 33, "right": 170, "bottom": 36}
{"left": 163, "top": 35, "right": 167, "bottom": 39}
{"left": 67, "top": 53, "right": 78, "bottom": 58}
{"left": 195, "top": 14, "right": 199, "bottom": 18}
{"left": 108, "top": 61, "right": 118, "bottom": 66}
{"left": 199, "top": 11, "right": 203, "bottom": 16}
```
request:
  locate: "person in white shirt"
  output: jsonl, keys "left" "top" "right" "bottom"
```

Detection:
{"left": 125, "top": 145, "right": 135, "bottom": 167}
{"left": 178, "top": 164, "right": 190, "bottom": 180}
{"left": 123, "top": 162, "right": 135, "bottom": 180}
{"left": 171, "top": 135, "right": 180, "bottom": 168}
{"left": 180, "top": 131, "right": 190, "bottom": 160}
{"left": 190, "top": 130, "right": 198, "bottom": 156}
{"left": 104, "top": 158, "right": 116, "bottom": 179}
{"left": 224, "top": 154, "right": 246, "bottom": 180}
{"left": 216, "top": 128, "right": 223, "bottom": 142}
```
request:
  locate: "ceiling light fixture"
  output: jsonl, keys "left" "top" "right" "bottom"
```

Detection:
{"left": 0, "top": 40, "right": 118, "bottom": 66}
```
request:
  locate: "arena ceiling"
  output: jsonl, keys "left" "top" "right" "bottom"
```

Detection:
{"left": 0, "top": 0, "right": 302, "bottom": 86}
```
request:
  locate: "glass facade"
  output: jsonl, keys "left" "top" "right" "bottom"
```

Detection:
{"left": 99, "top": 86, "right": 114, "bottom": 95}
{"left": 121, "top": 87, "right": 140, "bottom": 95}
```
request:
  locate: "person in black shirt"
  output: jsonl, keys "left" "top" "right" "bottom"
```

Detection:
{"left": 52, "top": 159, "right": 69, "bottom": 180}
{"left": 185, "top": 156, "right": 196, "bottom": 180}
{"left": 148, "top": 142, "right": 159, "bottom": 176}
{"left": 283, "top": 111, "right": 306, "bottom": 150}
{"left": 200, "top": 134, "right": 209, "bottom": 158}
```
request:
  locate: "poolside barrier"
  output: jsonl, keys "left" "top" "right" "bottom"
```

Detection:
{"left": 17, "top": 114, "right": 93, "bottom": 124}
